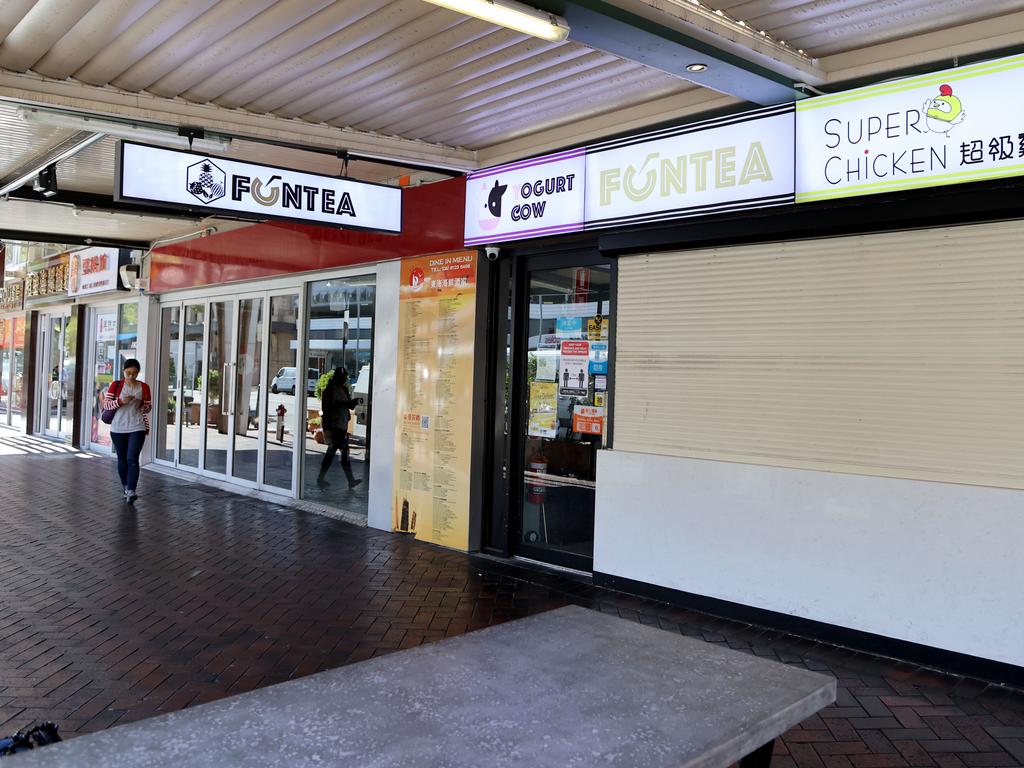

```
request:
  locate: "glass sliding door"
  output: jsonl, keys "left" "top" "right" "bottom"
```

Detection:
{"left": 10, "top": 317, "right": 25, "bottom": 431}
{"left": 89, "top": 307, "right": 118, "bottom": 448}
{"left": 157, "top": 291, "right": 300, "bottom": 496}
{"left": 231, "top": 297, "right": 263, "bottom": 483}
{"left": 0, "top": 319, "right": 10, "bottom": 425}
{"left": 513, "top": 261, "right": 612, "bottom": 571}
{"left": 61, "top": 312, "right": 77, "bottom": 438}
{"left": 264, "top": 293, "right": 300, "bottom": 491}
{"left": 204, "top": 300, "right": 233, "bottom": 476}
{"left": 180, "top": 304, "right": 206, "bottom": 468}
{"left": 156, "top": 306, "right": 181, "bottom": 463}
{"left": 302, "top": 276, "right": 375, "bottom": 514}
{"left": 45, "top": 315, "right": 63, "bottom": 436}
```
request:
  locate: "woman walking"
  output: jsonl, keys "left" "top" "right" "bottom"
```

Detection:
{"left": 103, "top": 359, "right": 151, "bottom": 503}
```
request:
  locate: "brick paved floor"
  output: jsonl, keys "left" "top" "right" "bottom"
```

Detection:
{"left": 1, "top": 430, "right": 1023, "bottom": 767}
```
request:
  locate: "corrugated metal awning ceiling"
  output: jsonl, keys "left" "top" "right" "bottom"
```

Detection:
{"left": 0, "top": 0, "right": 1022, "bottom": 246}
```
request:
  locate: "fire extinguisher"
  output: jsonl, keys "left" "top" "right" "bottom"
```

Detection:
{"left": 528, "top": 452, "right": 547, "bottom": 504}
{"left": 276, "top": 403, "right": 286, "bottom": 443}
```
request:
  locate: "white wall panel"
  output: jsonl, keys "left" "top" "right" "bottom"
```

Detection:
{"left": 595, "top": 450, "right": 1024, "bottom": 666}
{"left": 367, "top": 259, "right": 399, "bottom": 532}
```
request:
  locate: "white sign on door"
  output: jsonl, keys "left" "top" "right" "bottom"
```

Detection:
{"left": 796, "top": 53, "right": 1024, "bottom": 203}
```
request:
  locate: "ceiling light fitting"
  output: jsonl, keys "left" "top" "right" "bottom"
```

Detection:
{"left": 686, "top": 63, "right": 709, "bottom": 72}
{"left": 17, "top": 108, "right": 232, "bottom": 153}
{"left": 421, "top": 0, "right": 569, "bottom": 42}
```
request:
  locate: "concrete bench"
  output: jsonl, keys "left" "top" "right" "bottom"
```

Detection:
{"left": 11, "top": 605, "right": 835, "bottom": 767}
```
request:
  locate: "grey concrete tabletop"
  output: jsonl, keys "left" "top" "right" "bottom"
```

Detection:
{"left": 10, "top": 604, "right": 836, "bottom": 767}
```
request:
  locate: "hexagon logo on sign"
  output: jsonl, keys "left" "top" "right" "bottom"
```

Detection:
{"left": 186, "top": 159, "right": 226, "bottom": 204}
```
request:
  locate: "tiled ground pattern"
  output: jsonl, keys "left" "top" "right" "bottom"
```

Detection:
{"left": 1, "top": 431, "right": 1023, "bottom": 767}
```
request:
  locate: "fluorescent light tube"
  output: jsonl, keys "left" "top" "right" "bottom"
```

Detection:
{"left": 422, "top": 0, "right": 569, "bottom": 41}
{"left": 17, "top": 108, "right": 232, "bottom": 153}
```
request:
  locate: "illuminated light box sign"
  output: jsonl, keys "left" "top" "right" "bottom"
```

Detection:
{"left": 464, "top": 148, "right": 585, "bottom": 246}
{"left": 68, "top": 247, "right": 122, "bottom": 297}
{"left": 116, "top": 141, "right": 402, "bottom": 233}
{"left": 796, "top": 53, "right": 1024, "bottom": 202}
{"left": 463, "top": 106, "right": 794, "bottom": 245}
{"left": 585, "top": 104, "right": 795, "bottom": 229}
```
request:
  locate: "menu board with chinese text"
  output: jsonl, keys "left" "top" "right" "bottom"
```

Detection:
{"left": 392, "top": 251, "right": 477, "bottom": 550}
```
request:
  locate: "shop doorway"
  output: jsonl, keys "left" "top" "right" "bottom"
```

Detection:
{"left": 38, "top": 310, "right": 77, "bottom": 441}
{"left": 301, "top": 275, "right": 375, "bottom": 516}
{"left": 0, "top": 317, "right": 26, "bottom": 431}
{"left": 505, "top": 255, "right": 613, "bottom": 571}
{"left": 155, "top": 290, "right": 302, "bottom": 494}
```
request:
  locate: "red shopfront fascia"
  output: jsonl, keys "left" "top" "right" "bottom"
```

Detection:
{"left": 150, "top": 177, "right": 466, "bottom": 291}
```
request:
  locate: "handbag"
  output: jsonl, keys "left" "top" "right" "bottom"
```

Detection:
{"left": 101, "top": 380, "right": 121, "bottom": 424}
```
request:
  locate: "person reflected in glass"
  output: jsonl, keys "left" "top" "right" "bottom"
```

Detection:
{"left": 316, "top": 366, "right": 362, "bottom": 490}
{"left": 104, "top": 359, "right": 151, "bottom": 503}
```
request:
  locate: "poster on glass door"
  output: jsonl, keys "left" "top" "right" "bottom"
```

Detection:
{"left": 558, "top": 341, "right": 589, "bottom": 397}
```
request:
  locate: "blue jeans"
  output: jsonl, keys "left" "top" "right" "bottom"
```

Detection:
{"left": 111, "top": 431, "right": 146, "bottom": 491}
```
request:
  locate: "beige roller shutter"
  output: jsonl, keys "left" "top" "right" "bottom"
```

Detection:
{"left": 614, "top": 219, "right": 1024, "bottom": 490}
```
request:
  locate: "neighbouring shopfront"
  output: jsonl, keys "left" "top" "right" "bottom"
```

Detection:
{"left": 147, "top": 177, "right": 466, "bottom": 525}
{"left": 152, "top": 273, "right": 376, "bottom": 508}
{"left": 25, "top": 251, "right": 77, "bottom": 442}
{"left": 468, "top": 52, "right": 1024, "bottom": 683}
{"left": 0, "top": 279, "right": 28, "bottom": 432}
{"left": 70, "top": 247, "right": 142, "bottom": 451}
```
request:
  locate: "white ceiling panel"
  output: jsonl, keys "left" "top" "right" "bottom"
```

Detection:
{"left": 0, "top": 197, "right": 208, "bottom": 244}
{"left": 712, "top": 0, "right": 1024, "bottom": 56}
{"left": 0, "top": 0, "right": 707, "bottom": 153}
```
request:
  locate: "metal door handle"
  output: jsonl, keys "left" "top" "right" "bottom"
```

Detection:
{"left": 222, "top": 363, "right": 231, "bottom": 415}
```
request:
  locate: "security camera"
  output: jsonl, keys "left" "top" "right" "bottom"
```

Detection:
{"left": 484, "top": 246, "right": 500, "bottom": 261}
{"left": 119, "top": 263, "right": 141, "bottom": 290}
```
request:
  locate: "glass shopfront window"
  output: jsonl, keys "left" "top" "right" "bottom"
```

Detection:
{"left": 0, "top": 318, "right": 25, "bottom": 430}
{"left": 303, "top": 276, "right": 375, "bottom": 515}
{"left": 90, "top": 308, "right": 119, "bottom": 446}
{"left": 157, "top": 291, "right": 300, "bottom": 495}
{"left": 86, "top": 301, "right": 142, "bottom": 449}
{"left": 0, "top": 319, "right": 10, "bottom": 423}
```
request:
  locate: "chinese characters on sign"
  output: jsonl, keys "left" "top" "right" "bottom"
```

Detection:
{"left": 25, "top": 260, "right": 69, "bottom": 299}
{"left": 393, "top": 251, "right": 478, "bottom": 550}
{"left": 796, "top": 55, "right": 1024, "bottom": 202}
{"left": 572, "top": 405, "right": 605, "bottom": 435}
{"left": 69, "top": 247, "right": 121, "bottom": 297}
{"left": 465, "top": 53, "right": 1024, "bottom": 234}
{"left": 0, "top": 281, "right": 24, "bottom": 312}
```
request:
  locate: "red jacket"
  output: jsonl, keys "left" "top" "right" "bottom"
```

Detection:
{"left": 103, "top": 379, "right": 152, "bottom": 433}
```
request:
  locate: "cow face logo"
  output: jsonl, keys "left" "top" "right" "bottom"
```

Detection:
{"left": 486, "top": 179, "right": 507, "bottom": 217}
{"left": 186, "top": 159, "right": 226, "bottom": 204}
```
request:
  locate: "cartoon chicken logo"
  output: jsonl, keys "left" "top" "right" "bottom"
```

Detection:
{"left": 923, "top": 84, "right": 966, "bottom": 136}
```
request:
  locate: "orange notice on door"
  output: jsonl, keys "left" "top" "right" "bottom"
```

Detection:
{"left": 573, "top": 405, "right": 605, "bottom": 435}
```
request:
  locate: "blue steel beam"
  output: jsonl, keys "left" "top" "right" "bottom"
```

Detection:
{"left": 542, "top": 0, "right": 806, "bottom": 105}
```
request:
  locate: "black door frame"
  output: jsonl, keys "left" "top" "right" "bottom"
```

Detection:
{"left": 483, "top": 243, "right": 617, "bottom": 571}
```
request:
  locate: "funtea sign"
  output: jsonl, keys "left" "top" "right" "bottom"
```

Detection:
{"left": 465, "top": 52, "right": 1024, "bottom": 244}
{"left": 116, "top": 142, "right": 402, "bottom": 233}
